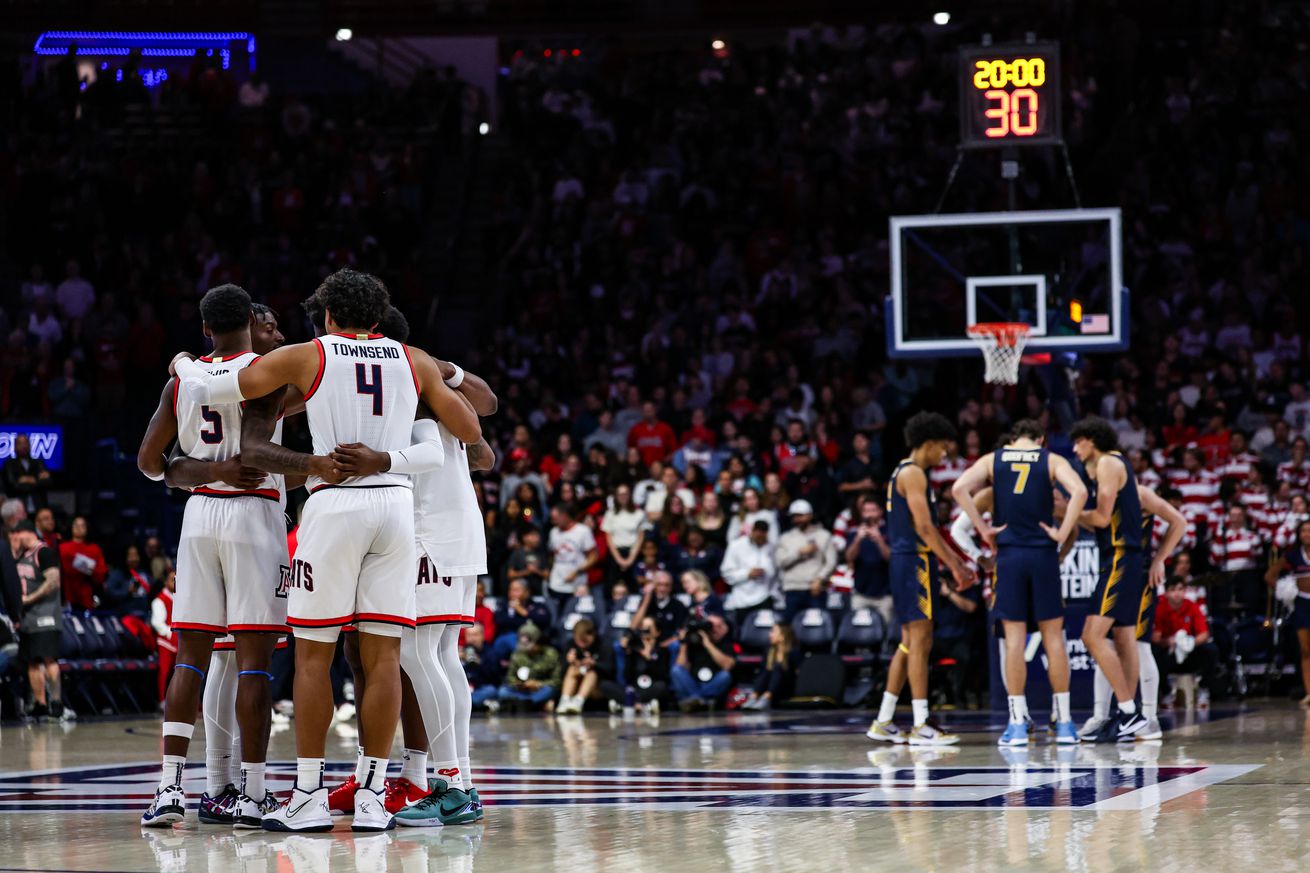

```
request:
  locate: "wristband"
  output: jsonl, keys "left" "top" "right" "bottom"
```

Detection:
{"left": 444, "top": 364, "right": 465, "bottom": 389}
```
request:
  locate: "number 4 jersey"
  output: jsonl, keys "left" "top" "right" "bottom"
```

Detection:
{"left": 302, "top": 332, "right": 420, "bottom": 492}
{"left": 174, "top": 351, "right": 283, "bottom": 500}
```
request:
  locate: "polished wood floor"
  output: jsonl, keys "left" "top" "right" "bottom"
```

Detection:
{"left": 1, "top": 704, "right": 1308, "bottom": 872}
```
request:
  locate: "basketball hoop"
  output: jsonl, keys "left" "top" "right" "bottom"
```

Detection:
{"left": 967, "top": 322, "right": 1031, "bottom": 385}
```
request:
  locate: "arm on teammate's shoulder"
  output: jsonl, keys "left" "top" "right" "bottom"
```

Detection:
{"left": 172, "top": 343, "right": 313, "bottom": 405}
{"left": 410, "top": 349, "right": 482, "bottom": 445}
{"left": 467, "top": 438, "right": 496, "bottom": 472}
{"left": 436, "top": 358, "right": 498, "bottom": 416}
{"left": 137, "top": 379, "right": 179, "bottom": 481}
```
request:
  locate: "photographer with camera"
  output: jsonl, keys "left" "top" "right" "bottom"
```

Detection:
{"left": 603, "top": 616, "right": 671, "bottom": 715}
{"left": 671, "top": 612, "right": 736, "bottom": 711}
{"left": 557, "top": 618, "right": 615, "bottom": 715}
{"left": 496, "top": 622, "right": 563, "bottom": 712}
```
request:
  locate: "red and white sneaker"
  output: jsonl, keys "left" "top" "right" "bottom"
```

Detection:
{"left": 327, "top": 776, "right": 358, "bottom": 816}
{"left": 383, "top": 777, "right": 427, "bottom": 814}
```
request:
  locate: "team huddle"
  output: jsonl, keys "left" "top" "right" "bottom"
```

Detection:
{"left": 136, "top": 271, "right": 496, "bottom": 832}
{"left": 864, "top": 413, "right": 1186, "bottom": 746}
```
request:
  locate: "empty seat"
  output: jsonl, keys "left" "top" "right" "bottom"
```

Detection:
{"left": 791, "top": 608, "right": 835, "bottom": 651}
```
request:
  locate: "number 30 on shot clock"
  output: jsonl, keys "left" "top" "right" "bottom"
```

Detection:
{"left": 959, "top": 42, "right": 1061, "bottom": 148}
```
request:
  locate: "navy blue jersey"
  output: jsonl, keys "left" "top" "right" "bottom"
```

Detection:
{"left": 1288, "top": 547, "right": 1310, "bottom": 576}
{"left": 992, "top": 447, "right": 1055, "bottom": 549}
{"left": 1090, "top": 452, "right": 1143, "bottom": 554}
{"left": 887, "top": 460, "right": 931, "bottom": 555}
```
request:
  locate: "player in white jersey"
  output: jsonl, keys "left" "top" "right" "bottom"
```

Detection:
{"left": 157, "top": 304, "right": 298, "bottom": 826}
{"left": 138, "top": 286, "right": 304, "bottom": 828}
{"left": 324, "top": 306, "right": 497, "bottom": 824}
{"left": 172, "top": 269, "right": 481, "bottom": 833}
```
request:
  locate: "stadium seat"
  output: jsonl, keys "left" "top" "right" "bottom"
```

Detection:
{"left": 556, "top": 594, "right": 609, "bottom": 646}
{"left": 791, "top": 608, "right": 835, "bottom": 652}
{"left": 836, "top": 608, "right": 887, "bottom": 664}
{"left": 736, "top": 609, "right": 776, "bottom": 663}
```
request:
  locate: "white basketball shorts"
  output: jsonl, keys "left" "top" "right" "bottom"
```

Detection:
{"left": 288, "top": 486, "right": 416, "bottom": 641}
{"left": 173, "top": 494, "right": 290, "bottom": 634}
{"left": 415, "top": 550, "right": 476, "bottom": 627}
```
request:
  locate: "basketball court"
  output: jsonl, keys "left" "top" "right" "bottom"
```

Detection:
{"left": 0, "top": 706, "right": 1306, "bottom": 872}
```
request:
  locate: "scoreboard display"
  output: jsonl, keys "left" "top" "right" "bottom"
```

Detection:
{"left": 959, "top": 42, "right": 1061, "bottom": 148}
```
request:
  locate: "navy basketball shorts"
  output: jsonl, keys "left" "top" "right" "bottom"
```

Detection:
{"left": 1135, "top": 575, "right": 1158, "bottom": 641}
{"left": 1294, "top": 596, "right": 1310, "bottom": 631}
{"left": 990, "top": 546, "right": 1063, "bottom": 626}
{"left": 890, "top": 552, "right": 937, "bottom": 626}
{"left": 1090, "top": 548, "right": 1146, "bottom": 627}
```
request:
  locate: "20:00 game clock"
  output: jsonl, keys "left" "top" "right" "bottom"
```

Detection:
{"left": 959, "top": 42, "right": 1062, "bottom": 148}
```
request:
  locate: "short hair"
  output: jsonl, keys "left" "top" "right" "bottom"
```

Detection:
{"left": 199, "top": 284, "right": 253, "bottom": 334}
{"left": 751, "top": 519, "right": 771, "bottom": 533}
{"left": 307, "top": 269, "right": 390, "bottom": 332}
{"left": 1164, "top": 576, "right": 1187, "bottom": 589}
{"left": 903, "top": 411, "right": 957, "bottom": 449}
{"left": 554, "top": 501, "right": 578, "bottom": 520}
{"left": 375, "top": 305, "right": 410, "bottom": 343}
{"left": 1010, "top": 418, "right": 1044, "bottom": 441}
{"left": 1068, "top": 416, "right": 1118, "bottom": 452}
{"left": 251, "top": 302, "right": 277, "bottom": 321}
{"left": 0, "top": 498, "right": 23, "bottom": 525}
{"left": 572, "top": 618, "right": 596, "bottom": 637}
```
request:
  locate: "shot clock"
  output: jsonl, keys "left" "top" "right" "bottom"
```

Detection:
{"left": 959, "top": 42, "right": 1061, "bottom": 148}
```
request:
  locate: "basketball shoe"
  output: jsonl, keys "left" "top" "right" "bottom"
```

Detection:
{"left": 141, "top": 783, "right": 187, "bottom": 828}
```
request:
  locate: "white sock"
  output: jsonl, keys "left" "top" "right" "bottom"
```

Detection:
{"left": 434, "top": 759, "right": 461, "bottom": 789}
{"left": 401, "top": 748, "right": 428, "bottom": 786}
{"left": 240, "top": 763, "right": 266, "bottom": 799}
{"left": 1054, "top": 692, "right": 1071, "bottom": 723}
{"left": 1117, "top": 700, "right": 1137, "bottom": 716}
{"left": 205, "top": 748, "right": 233, "bottom": 795}
{"left": 355, "top": 755, "right": 388, "bottom": 793}
{"left": 296, "top": 757, "right": 324, "bottom": 792}
{"left": 998, "top": 639, "right": 1009, "bottom": 693}
{"left": 230, "top": 735, "right": 242, "bottom": 786}
{"left": 1093, "top": 664, "right": 1112, "bottom": 719}
{"left": 1007, "top": 695, "right": 1028, "bottom": 725}
{"left": 912, "top": 698, "right": 929, "bottom": 727}
{"left": 877, "top": 691, "right": 898, "bottom": 724}
{"left": 159, "top": 755, "right": 186, "bottom": 790}
{"left": 1138, "top": 641, "right": 1159, "bottom": 719}
{"left": 458, "top": 755, "right": 473, "bottom": 791}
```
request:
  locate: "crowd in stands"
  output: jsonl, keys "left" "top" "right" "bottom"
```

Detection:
{"left": 6, "top": 6, "right": 1310, "bottom": 715}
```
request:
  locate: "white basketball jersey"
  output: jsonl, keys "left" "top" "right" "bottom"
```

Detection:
{"left": 304, "top": 332, "right": 420, "bottom": 491}
{"left": 174, "top": 352, "right": 281, "bottom": 499}
{"left": 413, "top": 420, "right": 488, "bottom": 577}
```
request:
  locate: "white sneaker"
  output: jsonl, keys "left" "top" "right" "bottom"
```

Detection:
{"left": 608, "top": 699, "right": 622, "bottom": 714}
{"left": 141, "top": 783, "right": 187, "bottom": 827}
{"left": 233, "top": 792, "right": 279, "bottom": 829}
{"left": 1138, "top": 717, "right": 1164, "bottom": 741}
{"left": 261, "top": 786, "right": 333, "bottom": 833}
{"left": 484, "top": 699, "right": 500, "bottom": 715}
{"left": 1077, "top": 714, "right": 1108, "bottom": 740}
{"left": 352, "top": 786, "right": 396, "bottom": 832}
{"left": 866, "top": 719, "right": 907, "bottom": 744}
{"left": 334, "top": 702, "right": 357, "bottom": 723}
{"left": 907, "top": 720, "right": 960, "bottom": 746}
{"left": 647, "top": 699, "right": 660, "bottom": 717}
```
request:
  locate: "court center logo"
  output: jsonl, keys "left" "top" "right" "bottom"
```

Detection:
{"left": 0, "top": 761, "right": 1256, "bottom": 813}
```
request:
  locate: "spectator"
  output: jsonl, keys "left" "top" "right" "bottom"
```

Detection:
{"left": 604, "top": 615, "right": 670, "bottom": 715}
{"left": 143, "top": 536, "right": 170, "bottom": 582}
{"left": 633, "top": 570, "right": 690, "bottom": 644}
{"left": 58, "top": 516, "right": 107, "bottom": 610}
{"left": 837, "top": 431, "right": 879, "bottom": 496}
{"left": 601, "top": 484, "right": 646, "bottom": 582}
{"left": 671, "top": 613, "right": 736, "bottom": 711}
{"left": 845, "top": 499, "right": 893, "bottom": 624}
{"left": 151, "top": 567, "right": 177, "bottom": 702}
{"left": 104, "top": 544, "right": 153, "bottom": 611}
{"left": 556, "top": 618, "right": 615, "bottom": 715}
{"left": 2, "top": 435, "right": 51, "bottom": 512}
{"left": 497, "top": 622, "right": 562, "bottom": 712}
{"left": 632, "top": 537, "right": 668, "bottom": 590}
{"left": 492, "top": 579, "right": 552, "bottom": 664}
{"left": 720, "top": 520, "right": 779, "bottom": 625}
{"left": 32, "top": 507, "right": 60, "bottom": 551}
{"left": 505, "top": 526, "right": 551, "bottom": 595}
{"left": 1210, "top": 504, "right": 1265, "bottom": 610}
{"left": 461, "top": 624, "right": 503, "bottom": 712}
{"left": 628, "top": 401, "right": 678, "bottom": 467}
{"left": 1152, "top": 577, "right": 1221, "bottom": 705}
{"left": 775, "top": 500, "right": 839, "bottom": 622}
{"left": 784, "top": 452, "right": 837, "bottom": 522}
{"left": 546, "top": 503, "right": 599, "bottom": 605}
{"left": 760, "top": 472, "right": 790, "bottom": 518}
{"left": 463, "top": 579, "right": 496, "bottom": 646}
{"left": 674, "top": 527, "right": 722, "bottom": 579}
{"left": 932, "top": 575, "right": 984, "bottom": 707}
{"left": 583, "top": 409, "right": 628, "bottom": 456}
{"left": 681, "top": 569, "right": 726, "bottom": 619}
{"left": 692, "top": 491, "right": 729, "bottom": 548}
{"left": 11, "top": 520, "right": 65, "bottom": 720}
{"left": 1258, "top": 420, "right": 1294, "bottom": 468}
{"left": 728, "top": 488, "right": 779, "bottom": 543}
{"left": 741, "top": 624, "right": 801, "bottom": 711}
{"left": 501, "top": 449, "right": 550, "bottom": 517}
{"left": 54, "top": 258, "right": 95, "bottom": 323}
{"left": 642, "top": 465, "right": 696, "bottom": 520}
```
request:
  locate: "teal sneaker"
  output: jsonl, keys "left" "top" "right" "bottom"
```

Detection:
{"left": 395, "top": 779, "right": 480, "bottom": 828}
{"left": 468, "top": 787, "right": 485, "bottom": 821}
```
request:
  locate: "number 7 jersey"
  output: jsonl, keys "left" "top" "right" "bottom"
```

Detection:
{"left": 303, "top": 332, "right": 420, "bottom": 491}
{"left": 174, "top": 351, "right": 282, "bottom": 499}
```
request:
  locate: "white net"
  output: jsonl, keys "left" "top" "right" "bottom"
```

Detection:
{"left": 967, "top": 323, "right": 1031, "bottom": 385}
